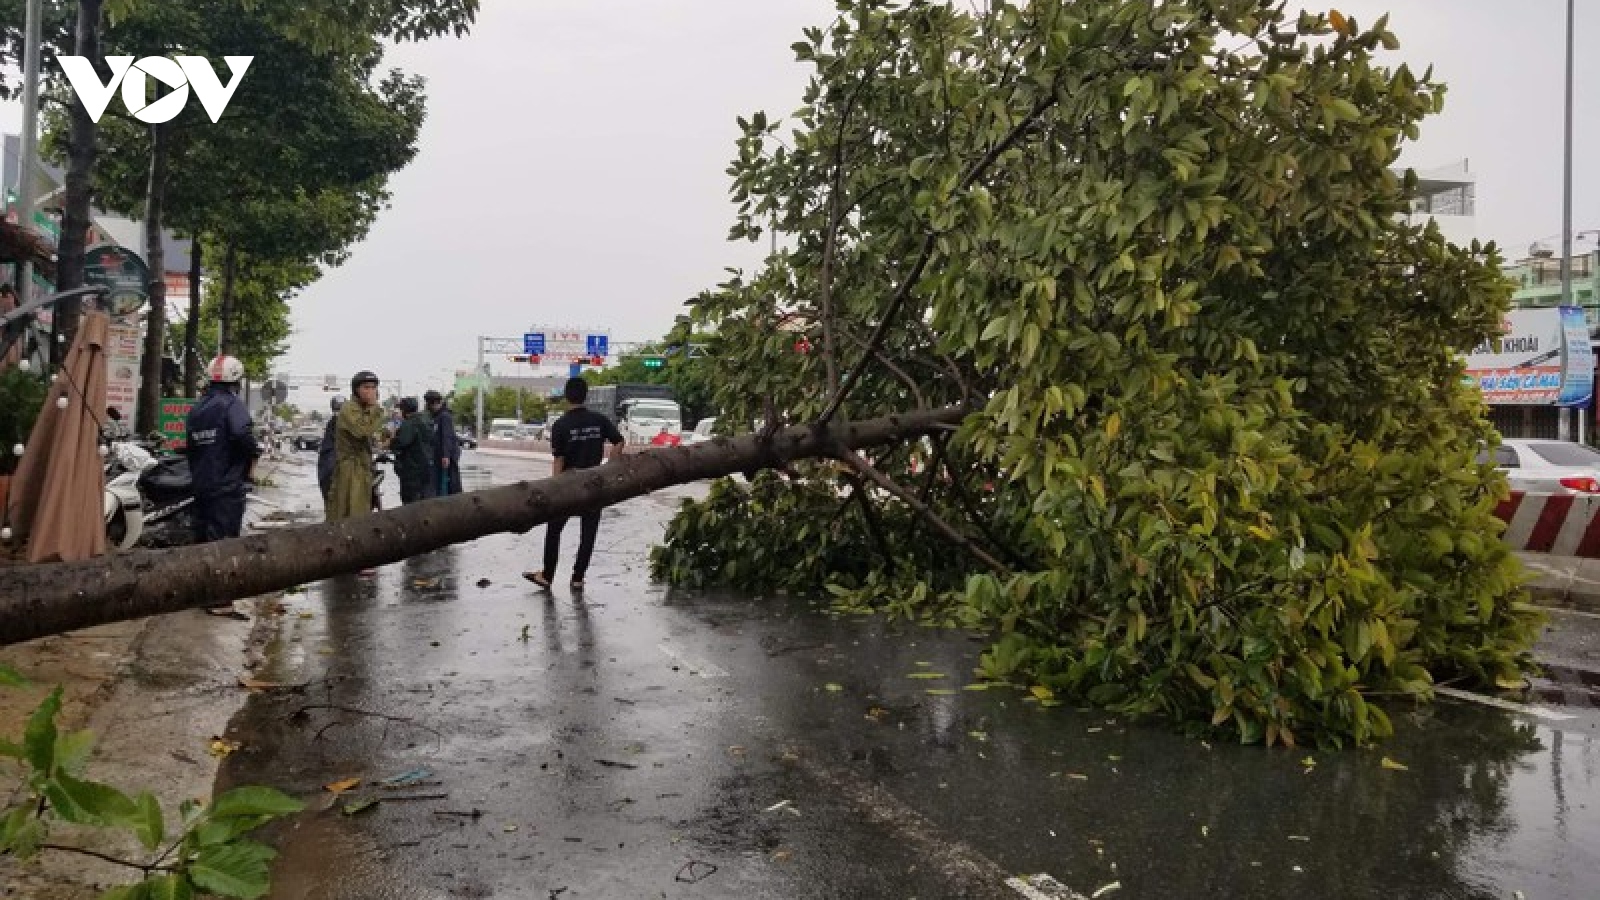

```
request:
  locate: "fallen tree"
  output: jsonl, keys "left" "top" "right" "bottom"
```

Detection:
{"left": 0, "top": 407, "right": 964, "bottom": 646}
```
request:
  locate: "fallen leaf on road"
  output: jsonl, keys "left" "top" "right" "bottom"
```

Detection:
{"left": 1201, "top": 825, "right": 1210, "bottom": 837}
{"left": 764, "top": 800, "right": 793, "bottom": 814}
{"left": 1381, "top": 756, "right": 1409, "bottom": 771}
{"left": 412, "top": 578, "right": 440, "bottom": 589}
{"left": 728, "top": 746, "right": 747, "bottom": 757}
{"left": 907, "top": 672, "right": 946, "bottom": 680}
{"left": 925, "top": 689, "right": 957, "bottom": 696}
{"left": 1030, "top": 685, "right": 1055, "bottom": 701}
{"left": 771, "top": 849, "right": 792, "bottom": 863}
{"left": 1066, "top": 773, "right": 1089, "bottom": 781}
{"left": 962, "top": 683, "right": 991, "bottom": 691}
{"left": 342, "top": 798, "right": 379, "bottom": 816}
{"left": 503, "top": 824, "right": 518, "bottom": 833}
{"left": 1288, "top": 835, "right": 1311, "bottom": 842}
{"left": 207, "top": 737, "right": 240, "bottom": 758}
{"left": 968, "top": 731, "right": 989, "bottom": 742}
{"left": 325, "top": 778, "right": 361, "bottom": 795}
{"left": 823, "top": 683, "right": 844, "bottom": 692}
{"left": 298, "top": 612, "right": 314, "bottom": 619}
{"left": 915, "top": 661, "right": 932, "bottom": 667}
{"left": 1092, "top": 882, "right": 1123, "bottom": 898}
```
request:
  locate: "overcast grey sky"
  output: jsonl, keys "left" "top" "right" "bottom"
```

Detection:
{"left": 3, "top": 1, "right": 1596, "bottom": 397}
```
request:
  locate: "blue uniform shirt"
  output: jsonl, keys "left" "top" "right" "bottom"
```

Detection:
{"left": 185, "top": 385, "right": 260, "bottom": 498}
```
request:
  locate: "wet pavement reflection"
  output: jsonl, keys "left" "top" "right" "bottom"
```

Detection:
{"left": 223, "top": 450, "right": 1600, "bottom": 899}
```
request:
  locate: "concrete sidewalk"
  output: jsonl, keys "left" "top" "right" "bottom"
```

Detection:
{"left": 1517, "top": 552, "right": 1600, "bottom": 614}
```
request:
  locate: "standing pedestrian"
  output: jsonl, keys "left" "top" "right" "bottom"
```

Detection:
{"left": 426, "top": 390, "right": 462, "bottom": 495}
{"left": 317, "top": 395, "right": 345, "bottom": 503}
{"left": 390, "top": 397, "right": 435, "bottom": 504}
{"left": 185, "top": 355, "right": 261, "bottom": 617}
{"left": 523, "top": 377, "right": 623, "bottom": 592}
{"left": 326, "top": 370, "right": 387, "bottom": 524}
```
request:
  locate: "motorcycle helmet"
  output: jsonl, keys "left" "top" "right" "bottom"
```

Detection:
{"left": 207, "top": 355, "right": 245, "bottom": 384}
{"left": 351, "top": 370, "right": 379, "bottom": 394}
{"left": 423, "top": 390, "right": 443, "bottom": 406}
{"left": 399, "top": 396, "right": 418, "bottom": 415}
{"left": 330, "top": 395, "right": 346, "bottom": 413}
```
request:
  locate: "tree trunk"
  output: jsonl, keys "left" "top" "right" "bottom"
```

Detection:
{"left": 219, "top": 241, "right": 237, "bottom": 355}
{"left": 183, "top": 236, "right": 203, "bottom": 396}
{"left": 136, "top": 124, "right": 170, "bottom": 430}
{"left": 0, "top": 407, "right": 967, "bottom": 645}
{"left": 51, "top": 0, "right": 106, "bottom": 368}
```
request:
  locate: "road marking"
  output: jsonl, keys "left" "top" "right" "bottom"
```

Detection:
{"left": 656, "top": 643, "right": 729, "bottom": 677}
{"left": 1007, "top": 873, "right": 1089, "bottom": 900}
{"left": 1435, "top": 686, "right": 1577, "bottom": 721}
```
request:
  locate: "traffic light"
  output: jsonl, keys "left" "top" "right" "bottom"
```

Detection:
{"left": 642, "top": 356, "right": 665, "bottom": 369}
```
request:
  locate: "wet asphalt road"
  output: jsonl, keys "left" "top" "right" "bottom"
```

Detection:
{"left": 223, "top": 451, "right": 1600, "bottom": 900}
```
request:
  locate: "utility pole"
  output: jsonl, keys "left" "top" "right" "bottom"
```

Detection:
{"left": 14, "top": 0, "right": 43, "bottom": 325}
{"left": 1561, "top": 0, "right": 1576, "bottom": 441}
{"left": 475, "top": 336, "right": 486, "bottom": 438}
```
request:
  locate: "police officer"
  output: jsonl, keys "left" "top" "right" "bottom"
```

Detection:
{"left": 186, "top": 355, "right": 261, "bottom": 546}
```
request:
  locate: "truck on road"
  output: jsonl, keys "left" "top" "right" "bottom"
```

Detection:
{"left": 586, "top": 384, "right": 682, "bottom": 445}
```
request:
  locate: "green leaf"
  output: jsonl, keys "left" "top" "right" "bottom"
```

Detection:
{"left": 133, "top": 791, "right": 165, "bottom": 852}
{"left": 24, "top": 687, "right": 63, "bottom": 773}
{"left": 0, "top": 663, "right": 27, "bottom": 687}
{"left": 190, "top": 841, "right": 277, "bottom": 900}
{"left": 42, "top": 772, "right": 140, "bottom": 827}
{"left": 207, "top": 786, "right": 305, "bottom": 821}
{"left": 0, "top": 737, "right": 23, "bottom": 760}
{"left": 140, "top": 875, "right": 193, "bottom": 900}
{"left": 99, "top": 883, "right": 153, "bottom": 900}
{"left": 3, "top": 809, "right": 46, "bottom": 859}
{"left": 55, "top": 728, "right": 98, "bottom": 775}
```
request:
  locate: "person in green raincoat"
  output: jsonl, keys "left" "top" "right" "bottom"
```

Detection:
{"left": 326, "top": 370, "right": 388, "bottom": 523}
{"left": 390, "top": 396, "right": 436, "bottom": 504}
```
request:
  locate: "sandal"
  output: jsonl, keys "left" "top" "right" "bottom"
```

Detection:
{"left": 523, "top": 571, "right": 553, "bottom": 590}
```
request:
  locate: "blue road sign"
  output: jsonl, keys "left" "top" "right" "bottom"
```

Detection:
{"left": 586, "top": 334, "right": 609, "bottom": 357}
{"left": 523, "top": 332, "right": 546, "bottom": 354}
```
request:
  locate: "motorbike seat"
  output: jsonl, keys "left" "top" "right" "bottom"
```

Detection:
{"left": 139, "top": 458, "right": 193, "bottom": 496}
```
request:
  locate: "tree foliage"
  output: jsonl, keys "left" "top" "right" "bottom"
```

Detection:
{"left": 652, "top": 0, "right": 1538, "bottom": 748}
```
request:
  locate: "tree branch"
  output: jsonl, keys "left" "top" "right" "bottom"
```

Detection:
{"left": 839, "top": 328, "right": 927, "bottom": 409}
{"left": 836, "top": 449, "right": 1008, "bottom": 575}
{"left": 816, "top": 87, "right": 1061, "bottom": 427}
{"left": 39, "top": 843, "right": 174, "bottom": 874}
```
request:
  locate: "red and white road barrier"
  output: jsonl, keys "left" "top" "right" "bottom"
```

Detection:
{"left": 1494, "top": 492, "right": 1600, "bottom": 556}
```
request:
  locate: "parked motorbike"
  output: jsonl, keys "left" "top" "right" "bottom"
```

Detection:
{"left": 103, "top": 441, "right": 199, "bottom": 550}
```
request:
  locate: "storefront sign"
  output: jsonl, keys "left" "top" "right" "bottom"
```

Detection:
{"left": 1463, "top": 307, "right": 1595, "bottom": 407}
{"left": 105, "top": 321, "right": 142, "bottom": 427}
{"left": 157, "top": 397, "right": 195, "bottom": 451}
{"left": 83, "top": 244, "right": 149, "bottom": 316}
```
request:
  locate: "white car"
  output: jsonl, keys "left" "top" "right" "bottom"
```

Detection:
{"left": 1487, "top": 439, "right": 1600, "bottom": 494}
{"left": 685, "top": 417, "right": 718, "bottom": 445}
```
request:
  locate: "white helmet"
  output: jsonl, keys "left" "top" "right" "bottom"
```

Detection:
{"left": 207, "top": 355, "right": 245, "bottom": 384}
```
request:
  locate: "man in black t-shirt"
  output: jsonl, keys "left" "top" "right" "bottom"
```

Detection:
{"left": 524, "top": 377, "right": 624, "bottom": 591}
